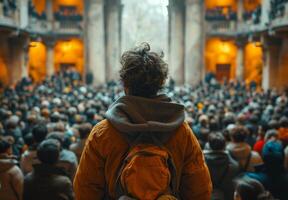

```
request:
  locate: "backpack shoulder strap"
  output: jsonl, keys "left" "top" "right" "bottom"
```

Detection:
{"left": 243, "top": 151, "right": 252, "bottom": 171}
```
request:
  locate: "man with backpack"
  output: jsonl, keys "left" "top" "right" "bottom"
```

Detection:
{"left": 74, "top": 43, "right": 212, "bottom": 200}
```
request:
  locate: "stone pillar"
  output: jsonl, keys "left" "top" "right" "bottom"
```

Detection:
{"left": 8, "top": 37, "right": 27, "bottom": 85}
{"left": 19, "top": 0, "right": 29, "bottom": 28}
{"left": 236, "top": 43, "right": 244, "bottom": 81}
{"left": 169, "top": 0, "right": 185, "bottom": 85}
{"left": 21, "top": 37, "right": 29, "bottom": 78}
{"left": 237, "top": 0, "right": 244, "bottom": 22}
{"left": 46, "top": 0, "right": 54, "bottom": 30}
{"left": 184, "top": 0, "right": 203, "bottom": 85}
{"left": 262, "top": 45, "right": 270, "bottom": 90}
{"left": 262, "top": 37, "right": 281, "bottom": 90}
{"left": 85, "top": 0, "right": 106, "bottom": 85}
{"left": 45, "top": 41, "right": 55, "bottom": 77}
{"left": 261, "top": 0, "right": 271, "bottom": 27}
{"left": 106, "top": 0, "right": 121, "bottom": 81}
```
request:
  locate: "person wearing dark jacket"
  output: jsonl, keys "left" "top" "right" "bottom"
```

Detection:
{"left": 246, "top": 140, "right": 288, "bottom": 200}
{"left": 23, "top": 139, "right": 74, "bottom": 200}
{"left": 0, "top": 139, "right": 23, "bottom": 200}
{"left": 204, "top": 133, "right": 240, "bottom": 200}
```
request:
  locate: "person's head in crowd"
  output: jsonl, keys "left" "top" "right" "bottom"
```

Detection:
{"left": 223, "top": 112, "right": 236, "bottom": 127}
{"left": 262, "top": 140, "right": 284, "bottom": 171}
{"left": 234, "top": 177, "right": 274, "bottom": 200}
{"left": 119, "top": 42, "right": 168, "bottom": 97}
{"left": 32, "top": 124, "right": 48, "bottom": 144}
{"left": 230, "top": 126, "right": 248, "bottom": 143}
{"left": 268, "top": 119, "right": 279, "bottom": 130}
{"left": 53, "top": 122, "right": 66, "bottom": 132}
{"left": 26, "top": 114, "right": 38, "bottom": 126}
{"left": 5, "top": 115, "right": 20, "bottom": 130}
{"left": 51, "top": 112, "right": 61, "bottom": 123}
{"left": 264, "top": 129, "right": 278, "bottom": 142}
{"left": 37, "top": 139, "right": 61, "bottom": 165}
{"left": 199, "top": 115, "right": 209, "bottom": 127}
{"left": 46, "top": 132, "right": 64, "bottom": 147}
{"left": 24, "top": 133, "right": 34, "bottom": 147}
{"left": 0, "top": 139, "right": 12, "bottom": 155}
{"left": 208, "top": 132, "right": 226, "bottom": 151}
{"left": 86, "top": 109, "right": 96, "bottom": 120}
{"left": 78, "top": 123, "right": 92, "bottom": 140}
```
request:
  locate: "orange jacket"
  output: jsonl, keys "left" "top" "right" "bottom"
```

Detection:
{"left": 74, "top": 119, "right": 212, "bottom": 200}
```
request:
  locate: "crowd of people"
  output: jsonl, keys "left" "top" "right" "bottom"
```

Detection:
{"left": 0, "top": 70, "right": 288, "bottom": 200}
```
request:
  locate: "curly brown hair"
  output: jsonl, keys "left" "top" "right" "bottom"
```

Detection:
{"left": 119, "top": 43, "right": 168, "bottom": 97}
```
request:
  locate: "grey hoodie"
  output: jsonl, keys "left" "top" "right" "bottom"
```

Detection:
{"left": 105, "top": 95, "right": 185, "bottom": 144}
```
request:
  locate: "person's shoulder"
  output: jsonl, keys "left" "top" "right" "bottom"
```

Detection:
{"left": 172, "top": 122, "right": 198, "bottom": 143}
{"left": 89, "top": 119, "right": 119, "bottom": 140}
{"left": 87, "top": 119, "right": 125, "bottom": 150}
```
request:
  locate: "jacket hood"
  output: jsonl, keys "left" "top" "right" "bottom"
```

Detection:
{"left": 105, "top": 95, "right": 185, "bottom": 144}
{"left": 0, "top": 154, "right": 18, "bottom": 173}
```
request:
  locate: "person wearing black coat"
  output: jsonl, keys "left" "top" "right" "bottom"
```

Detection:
{"left": 23, "top": 139, "right": 74, "bottom": 200}
{"left": 204, "top": 132, "right": 240, "bottom": 200}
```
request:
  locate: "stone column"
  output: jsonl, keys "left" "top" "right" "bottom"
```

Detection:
{"left": 19, "top": 0, "right": 29, "bottom": 28}
{"left": 85, "top": 0, "right": 106, "bottom": 85}
{"left": 45, "top": 41, "right": 55, "bottom": 77}
{"left": 106, "top": 0, "right": 121, "bottom": 81}
{"left": 8, "top": 37, "right": 27, "bottom": 85}
{"left": 21, "top": 37, "right": 29, "bottom": 78}
{"left": 237, "top": 0, "right": 244, "bottom": 22}
{"left": 169, "top": 0, "right": 185, "bottom": 85}
{"left": 46, "top": 0, "right": 54, "bottom": 31}
{"left": 184, "top": 0, "right": 203, "bottom": 85}
{"left": 236, "top": 43, "right": 244, "bottom": 81}
{"left": 261, "top": 0, "right": 271, "bottom": 27}
{"left": 262, "top": 45, "right": 270, "bottom": 90}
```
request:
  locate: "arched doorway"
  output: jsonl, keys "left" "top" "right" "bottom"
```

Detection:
{"left": 54, "top": 38, "right": 84, "bottom": 75}
{"left": 205, "top": 38, "right": 238, "bottom": 82}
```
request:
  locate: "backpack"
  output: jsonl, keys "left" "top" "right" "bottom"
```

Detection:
{"left": 115, "top": 138, "right": 178, "bottom": 200}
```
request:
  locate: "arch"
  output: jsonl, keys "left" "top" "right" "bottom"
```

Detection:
{"left": 54, "top": 38, "right": 84, "bottom": 74}
{"left": 205, "top": 38, "right": 238, "bottom": 81}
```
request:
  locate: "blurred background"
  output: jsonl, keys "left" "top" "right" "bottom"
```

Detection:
{"left": 0, "top": 0, "right": 287, "bottom": 90}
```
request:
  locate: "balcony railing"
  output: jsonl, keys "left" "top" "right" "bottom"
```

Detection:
{"left": 28, "top": 1, "right": 50, "bottom": 33}
{"left": 0, "top": 0, "right": 18, "bottom": 28}
{"left": 270, "top": 0, "right": 288, "bottom": 28}
{"left": 53, "top": 5, "right": 83, "bottom": 35}
{"left": 205, "top": 20, "right": 237, "bottom": 36}
{"left": 205, "top": 7, "right": 237, "bottom": 21}
{"left": 243, "top": 6, "right": 262, "bottom": 25}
